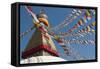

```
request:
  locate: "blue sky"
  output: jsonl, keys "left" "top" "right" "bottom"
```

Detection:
{"left": 20, "top": 5, "right": 96, "bottom": 61}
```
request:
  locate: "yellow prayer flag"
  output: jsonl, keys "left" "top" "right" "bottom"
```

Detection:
{"left": 86, "top": 10, "right": 91, "bottom": 16}
{"left": 87, "top": 26, "right": 91, "bottom": 32}
{"left": 91, "top": 29, "right": 95, "bottom": 33}
{"left": 79, "top": 19, "right": 83, "bottom": 25}
{"left": 92, "top": 22, "right": 95, "bottom": 26}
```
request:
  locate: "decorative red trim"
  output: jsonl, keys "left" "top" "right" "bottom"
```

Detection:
{"left": 22, "top": 44, "right": 59, "bottom": 59}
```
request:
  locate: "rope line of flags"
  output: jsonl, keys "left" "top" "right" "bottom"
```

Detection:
{"left": 57, "top": 21, "right": 95, "bottom": 38}
{"left": 49, "top": 9, "right": 84, "bottom": 31}
{"left": 68, "top": 9, "right": 93, "bottom": 33}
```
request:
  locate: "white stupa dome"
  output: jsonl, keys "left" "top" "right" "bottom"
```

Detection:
{"left": 20, "top": 56, "right": 66, "bottom": 64}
